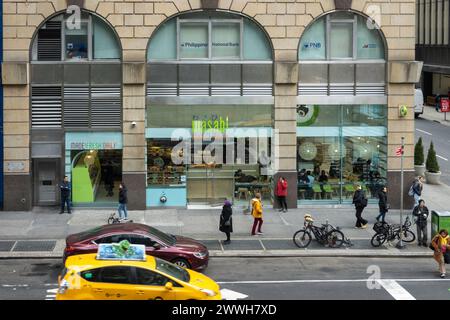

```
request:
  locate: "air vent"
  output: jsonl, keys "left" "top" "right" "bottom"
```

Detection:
{"left": 63, "top": 87, "right": 89, "bottom": 127}
{"left": 31, "top": 86, "right": 62, "bottom": 128}
{"left": 37, "top": 21, "right": 61, "bottom": 61}
{"left": 91, "top": 87, "right": 121, "bottom": 128}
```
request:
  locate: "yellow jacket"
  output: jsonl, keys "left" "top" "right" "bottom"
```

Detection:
{"left": 251, "top": 198, "right": 263, "bottom": 219}
{"left": 432, "top": 234, "right": 450, "bottom": 252}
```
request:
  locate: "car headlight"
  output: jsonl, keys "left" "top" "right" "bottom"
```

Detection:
{"left": 193, "top": 251, "right": 208, "bottom": 259}
{"left": 200, "top": 289, "right": 216, "bottom": 297}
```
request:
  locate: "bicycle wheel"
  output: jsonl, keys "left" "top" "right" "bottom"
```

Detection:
{"left": 107, "top": 217, "right": 115, "bottom": 225}
{"left": 402, "top": 230, "right": 416, "bottom": 243}
{"left": 327, "top": 230, "right": 345, "bottom": 248}
{"left": 371, "top": 233, "right": 387, "bottom": 247}
{"left": 293, "top": 230, "right": 312, "bottom": 248}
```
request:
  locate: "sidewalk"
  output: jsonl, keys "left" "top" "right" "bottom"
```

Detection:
{"left": 421, "top": 104, "right": 450, "bottom": 126}
{"left": 1, "top": 182, "right": 449, "bottom": 259}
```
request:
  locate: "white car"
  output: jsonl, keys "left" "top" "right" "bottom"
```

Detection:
{"left": 414, "top": 89, "right": 424, "bottom": 118}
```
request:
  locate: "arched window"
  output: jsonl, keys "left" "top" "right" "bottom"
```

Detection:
{"left": 298, "top": 11, "right": 386, "bottom": 96}
{"left": 147, "top": 12, "right": 273, "bottom": 97}
{"left": 31, "top": 11, "right": 120, "bottom": 61}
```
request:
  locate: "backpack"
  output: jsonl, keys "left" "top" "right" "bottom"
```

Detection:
{"left": 408, "top": 184, "right": 414, "bottom": 197}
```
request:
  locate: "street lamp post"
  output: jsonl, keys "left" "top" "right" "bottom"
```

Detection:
{"left": 396, "top": 136, "right": 406, "bottom": 249}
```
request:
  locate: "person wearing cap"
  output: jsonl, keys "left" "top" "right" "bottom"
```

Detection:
{"left": 219, "top": 200, "right": 233, "bottom": 245}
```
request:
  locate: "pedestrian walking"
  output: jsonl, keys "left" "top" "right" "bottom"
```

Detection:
{"left": 251, "top": 193, "right": 263, "bottom": 236}
{"left": 412, "top": 199, "right": 429, "bottom": 247}
{"left": 118, "top": 182, "right": 128, "bottom": 221}
{"left": 410, "top": 176, "right": 424, "bottom": 207}
{"left": 376, "top": 186, "right": 388, "bottom": 223}
{"left": 352, "top": 184, "right": 368, "bottom": 229}
{"left": 219, "top": 200, "right": 233, "bottom": 245}
{"left": 275, "top": 177, "right": 288, "bottom": 213}
{"left": 430, "top": 229, "right": 450, "bottom": 278}
{"left": 60, "top": 176, "right": 71, "bottom": 214}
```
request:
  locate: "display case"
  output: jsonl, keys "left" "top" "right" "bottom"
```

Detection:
{"left": 72, "top": 151, "right": 101, "bottom": 203}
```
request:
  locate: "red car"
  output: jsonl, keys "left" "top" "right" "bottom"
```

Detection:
{"left": 63, "top": 223, "right": 209, "bottom": 271}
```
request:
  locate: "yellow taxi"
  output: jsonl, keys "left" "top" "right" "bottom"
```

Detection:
{"left": 56, "top": 251, "right": 221, "bottom": 300}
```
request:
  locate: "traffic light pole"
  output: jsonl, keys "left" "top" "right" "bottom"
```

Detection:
{"left": 396, "top": 136, "right": 406, "bottom": 249}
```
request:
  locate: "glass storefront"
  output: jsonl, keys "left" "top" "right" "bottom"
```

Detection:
{"left": 146, "top": 105, "right": 274, "bottom": 207}
{"left": 297, "top": 105, "right": 387, "bottom": 204}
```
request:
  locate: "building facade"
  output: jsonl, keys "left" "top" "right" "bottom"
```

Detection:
{"left": 415, "top": 0, "right": 450, "bottom": 100}
{"left": 2, "top": 0, "right": 420, "bottom": 211}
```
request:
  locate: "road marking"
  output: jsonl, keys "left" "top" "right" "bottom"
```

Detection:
{"left": 377, "top": 279, "right": 415, "bottom": 300}
{"left": 46, "top": 288, "right": 58, "bottom": 294}
{"left": 416, "top": 129, "right": 432, "bottom": 136}
{"left": 220, "top": 289, "right": 248, "bottom": 300}
{"left": 279, "top": 214, "right": 291, "bottom": 226}
{"left": 217, "top": 278, "right": 450, "bottom": 285}
{"left": 437, "top": 155, "right": 449, "bottom": 161}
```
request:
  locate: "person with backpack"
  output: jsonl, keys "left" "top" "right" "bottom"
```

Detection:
{"left": 409, "top": 176, "right": 424, "bottom": 207}
{"left": 353, "top": 184, "right": 368, "bottom": 229}
{"left": 275, "top": 177, "right": 288, "bottom": 213}
{"left": 376, "top": 186, "right": 388, "bottom": 223}
{"left": 412, "top": 199, "right": 429, "bottom": 247}
{"left": 219, "top": 200, "right": 233, "bottom": 245}
{"left": 431, "top": 229, "right": 450, "bottom": 278}
{"left": 251, "top": 193, "right": 263, "bottom": 236}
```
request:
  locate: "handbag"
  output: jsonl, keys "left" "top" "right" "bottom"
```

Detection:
{"left": 444, "top": 252, "right": 450, "bottom": 264}
{"left": 224, "top": 220, "right": 231, "bottom": 227}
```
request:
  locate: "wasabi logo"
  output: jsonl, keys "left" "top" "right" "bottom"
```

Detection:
{"left": 296, "top": 105, "right": 320, "bottom": 126}
{"left": 192, "top": 115, "right": 229, "bottom": 133}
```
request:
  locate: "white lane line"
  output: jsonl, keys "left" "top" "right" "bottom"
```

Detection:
{"left": 46, "top": 295, "right": 56, "bottom": 298}
{"left": 437, "top": 155, "right": 449, "bottom": 161}
{"left": 416, "top": 129, "right": 432, "bottom": 136}
{"left": 217, "top": 278, "right": 450, "bottom": 285}
{"left": 377, "top": 280, "right": 415, "bottom": 300}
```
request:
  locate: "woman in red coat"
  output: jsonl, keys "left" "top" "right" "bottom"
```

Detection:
{"left": 275, "top": 177, "right": 288, "bottom": 213}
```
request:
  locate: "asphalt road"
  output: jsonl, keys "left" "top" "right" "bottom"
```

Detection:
{"left": 1, "top": 257, "right": 449, "bottom": 300}
{"left": 415, "top": 117, "right": 450, "bottom": 186}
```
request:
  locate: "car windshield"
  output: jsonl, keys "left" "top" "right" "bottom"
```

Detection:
{"left": 145, "top": 226, "right": 176, "bottom": 245}
{"left": 155, "top": 258, "right": 190, "bottom": 283}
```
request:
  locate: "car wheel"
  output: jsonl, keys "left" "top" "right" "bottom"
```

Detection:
{"left": 172, "top": 258, "right": 191, "bottom": 269}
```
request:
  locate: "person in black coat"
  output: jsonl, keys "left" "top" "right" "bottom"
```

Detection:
{"left": 118, "top": 182, "right": 128, "bottom": 221}
{"left": 352, "top": 185, "right": 368, "bottom": 228}
{"left": 376, "top": 186, "right": 388, "bottom": 223}
{"left": 219, "top": 200, "right": 233, "bottom": 245}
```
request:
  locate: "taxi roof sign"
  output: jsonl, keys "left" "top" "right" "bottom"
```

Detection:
{"left": 96, "top": 242, "right": 146, "bottom": 261}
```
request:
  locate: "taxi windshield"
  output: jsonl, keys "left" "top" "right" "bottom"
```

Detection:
{"left": 155, "top": 258, "right": 190, "bottom": 283}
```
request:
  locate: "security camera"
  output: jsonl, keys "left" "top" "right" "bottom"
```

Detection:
{"left": 131, "top": 121, "right": 137, "bottom": 127}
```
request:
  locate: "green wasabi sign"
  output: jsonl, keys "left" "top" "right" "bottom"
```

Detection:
{"left": 192, "top": 115, "right": 229, "bottom": 133}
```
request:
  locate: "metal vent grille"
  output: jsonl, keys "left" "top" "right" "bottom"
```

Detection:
{"left": 37, "top": 21, "right": 61, "bottom": 61}
{"left": 298, "top": 84, "right": 328, "bottom": 96}
{"left": 179, "top": 86, "right": 210, "bottom": 96}
{"left": 91, "top": 87, "right": 121, "bottom": 128}
{"left": 211, "top": 86, "right": 241, "bottom": 96}
{"left": 329, "top": 84, "right": 355, "bottom": 95}
{"left": 355, "top": 85, "right": 386, "bottom": 96}
{"left": 31, "top": 86, "right": 62, "bottom": 128}
{"left": 63, "top": 87, "right": 89, "bottom": 127}
{"left": 147, "top": 85, "right": 178, "bottom": 96}
{"left": 242, "top": 85, "right": 273, "bottom": 96}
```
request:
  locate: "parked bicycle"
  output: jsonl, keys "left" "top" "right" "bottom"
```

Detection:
{"left": 370, "top": 216, "right": 415, "bottom": 247}
{"left": 293, "top": 214, "right": 352, "bottom": 248}
{"left": 107, "top": 212, "right": 133, "bottom": 225}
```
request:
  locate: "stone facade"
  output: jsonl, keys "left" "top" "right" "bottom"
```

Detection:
{"left": 2, "top": 0, "right": 417, "bottom": 210}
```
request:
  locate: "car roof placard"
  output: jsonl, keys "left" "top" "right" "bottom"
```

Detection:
{"left": 97, "top": 242, "right": 146, "bottom": 261}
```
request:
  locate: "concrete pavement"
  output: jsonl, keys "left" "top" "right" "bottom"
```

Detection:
{"left": 420, "top": 104, "right": 450, "bottom": 127}
{"left": 1, "top": 181, "right": 449, "bottom": 259}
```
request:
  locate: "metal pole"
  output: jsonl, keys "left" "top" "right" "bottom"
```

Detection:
{"left": 396, "top": 137, "right": 406, "bottom": 249}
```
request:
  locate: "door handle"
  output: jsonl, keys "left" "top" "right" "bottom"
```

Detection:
{"left": 136, "top": 291, "right": 145, "bottom": 295}
{"left": 93, "top": 289, "right": 103, "bottom": 293}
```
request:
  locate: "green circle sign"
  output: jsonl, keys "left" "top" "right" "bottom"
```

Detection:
{"left": 297, "top": 105, "right": 320, "bottom": 127}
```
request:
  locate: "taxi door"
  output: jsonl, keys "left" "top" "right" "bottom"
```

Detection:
{"left": 89, "top": 266, "right": 137, "bottom": 300}
{"left": 133, "top": 267, "right": 178, "bottom": 300}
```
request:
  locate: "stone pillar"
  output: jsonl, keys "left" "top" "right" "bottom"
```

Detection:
{"left": 274, "top": 61, "right": 298, "bottom": 209}
{"left": 122, "top": 63, "right": 147, "bottom": 210}
{"left": 2, "top": 63, "right": 32, "bottom": 210}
